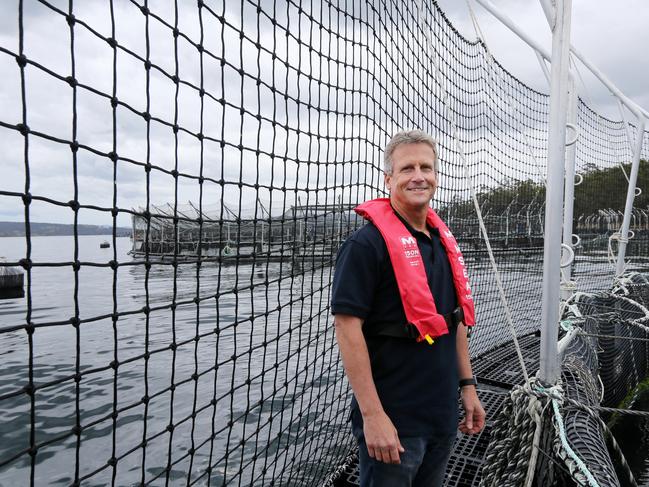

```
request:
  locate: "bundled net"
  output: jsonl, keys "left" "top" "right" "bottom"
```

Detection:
{"left": 0, "top": 1, "right": 648, "bottom": 486}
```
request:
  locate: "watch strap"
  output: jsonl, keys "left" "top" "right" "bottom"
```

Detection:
{"left": 459, "top": 377, "right": 477, "bottom": 388}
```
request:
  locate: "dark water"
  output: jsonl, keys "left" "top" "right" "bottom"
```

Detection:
{"left": 610, "top": 384, "right": 649, "bottom": 486}
{"left": 0, "top": 235, "right": 346, "bottom": 486}
{"left": 1, "top": 235, "right": 648, "bottom": 486}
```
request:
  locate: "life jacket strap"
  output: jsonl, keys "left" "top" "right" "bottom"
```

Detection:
{"left": 365, "top": 307, "right": 465, "bottom": 340}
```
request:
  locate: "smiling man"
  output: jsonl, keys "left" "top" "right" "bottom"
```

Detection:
{"left": 332, "top": 130, "right": 485, "bottom": 486}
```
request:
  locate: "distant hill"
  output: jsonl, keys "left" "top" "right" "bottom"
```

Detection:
{"left": 0, "top": 221, "right": 131, "bottom": 237}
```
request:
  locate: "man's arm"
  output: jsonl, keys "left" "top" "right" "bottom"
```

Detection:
{"left": 334, "top": 313, "right": 404, "bottom": 464}
{"left": 456, "top": 323, "right": 486, "bottom": 434}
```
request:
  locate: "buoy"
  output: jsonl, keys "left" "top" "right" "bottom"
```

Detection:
{"left": 0, "top": 259, "right": 25, "bottom": 299}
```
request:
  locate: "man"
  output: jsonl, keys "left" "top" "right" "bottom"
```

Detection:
{"left": 332, "top": 130, "right": 485, "bottom": 486}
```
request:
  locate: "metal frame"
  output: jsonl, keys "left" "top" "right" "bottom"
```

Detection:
{"left": 475, "top": 0, "right": 648, "bottom": 278}
{"left": 561, "top": 75, "right": 579, "bottom": 296}
{"left": 538, "top": 0, "right": 573, "bottom": 384}
{"left": 473, "top": 0, "right": 648, "bottom": 384}
{"left": 617, "top": 116, "right": 647, "bottom": 275}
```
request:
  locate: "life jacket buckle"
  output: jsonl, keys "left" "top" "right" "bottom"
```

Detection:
{"left": 452, "top": 307, "right": 465, "bottom": 326}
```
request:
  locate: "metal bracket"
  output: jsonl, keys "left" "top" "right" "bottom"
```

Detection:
{"left": 565, "top": 123, "right": 578, "bottom": 146}
{"left": 560, "top": 243, "right": 575, "bottom": 268}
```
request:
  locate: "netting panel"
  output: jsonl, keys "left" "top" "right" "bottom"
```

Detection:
{"left": 1, "top": 1, "right": 649, "bottom": 486}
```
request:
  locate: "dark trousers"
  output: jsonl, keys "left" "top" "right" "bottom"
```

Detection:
{"left": 356, "top": 432, "right": 456, "bottom": 487}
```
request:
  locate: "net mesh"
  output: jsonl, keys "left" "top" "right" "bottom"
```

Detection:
{"left": 0, "top": 1, "right": 648, "bottom": 486}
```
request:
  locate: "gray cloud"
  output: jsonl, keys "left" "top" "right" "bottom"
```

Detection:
{"left": 1, "top": 0, "right": 647, "bottom": 226}
{"left": 437, "top": 0, "right": 649, "bottom": 118}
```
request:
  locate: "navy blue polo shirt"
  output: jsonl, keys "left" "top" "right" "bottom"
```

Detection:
{"left": 331, "top": 215, "right": 459, "bottom": 437}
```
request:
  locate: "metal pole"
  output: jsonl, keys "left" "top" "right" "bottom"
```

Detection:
{"left": 570, "top": 46, "right": 649, "bottom": 120}
{"left": 539, "top": 0, "right": 573, "bottom": 385}
{"left": 475, "top": 0, "right": 552, "bottom": 61}
{"left": 616, "top": 116, "right": 646, "bottom": 276}
{"left": 561, "top": 76, "right": 579, "bottom": 299}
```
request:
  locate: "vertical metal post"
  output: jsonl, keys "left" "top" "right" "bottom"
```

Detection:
{"left": 561, "top": 76, "right": 579, "bottom": 299}
{"left": 616, "top": 115, "right": 646, "bottom": 276}
{"left": 540, "top": 0, "right": 573, "bottom": 385}
{"left": 131, "top": 214, "right": 136, "bottom": 252}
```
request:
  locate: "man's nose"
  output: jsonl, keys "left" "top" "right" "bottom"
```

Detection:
{"left": 412, "top": 166, "right": 425, "bottom": 180}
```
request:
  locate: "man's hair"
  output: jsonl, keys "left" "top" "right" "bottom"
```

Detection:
{"left": 383, "top": 130, "right": 438, "bottom": 175}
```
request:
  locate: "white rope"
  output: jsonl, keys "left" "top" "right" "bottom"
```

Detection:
{"left": 414, "top": 0, "right": 529, "bottom": 382}
{"left": 608, "top": 232, "right": 628, "bottom": 272}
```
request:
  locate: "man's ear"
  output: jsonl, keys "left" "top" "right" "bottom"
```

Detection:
{"left": 384, "top": 172, "right": 391, "bottom": 191}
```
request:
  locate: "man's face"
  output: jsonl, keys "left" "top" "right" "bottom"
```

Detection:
{"left": 385, "top": 142, "right": 438, "bottom": 211}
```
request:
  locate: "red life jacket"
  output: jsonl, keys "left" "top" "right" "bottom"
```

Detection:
{"left": 354, "top": 198, "right": 475, "bottom": 341}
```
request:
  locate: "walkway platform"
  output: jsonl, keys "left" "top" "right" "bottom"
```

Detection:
{"left": 334, "top": 333, "right": 541, "bottom": 486}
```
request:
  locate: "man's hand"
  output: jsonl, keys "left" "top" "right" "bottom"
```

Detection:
{"left": 363, "top": 410, "right": 405, "bottom": 464}
{"left": 459, "top": 386, "right": 485, "bottom": 435}
{"left": 335, "top": 314, "right": 404, "bottom": 463}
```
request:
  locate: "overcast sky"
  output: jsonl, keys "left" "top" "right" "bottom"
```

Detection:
{"left": 436, "top": 0, "right": 649, "bottom": 118}
{"left": 1, "top": 0, "right": 647, "bottom": 227}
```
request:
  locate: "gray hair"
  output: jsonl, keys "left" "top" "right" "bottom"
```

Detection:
{"left": 383, "top": 130, "right": 438, "bottom": 174}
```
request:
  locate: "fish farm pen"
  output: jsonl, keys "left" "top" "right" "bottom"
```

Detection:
{"left": 1, "top": 1, "right": 649, "bottom": 487}
{"left": 130, "top": 203, "right": 649, "bottom": 261}
{"left": 129, "top": 202, "right": 361, "bottom": 263}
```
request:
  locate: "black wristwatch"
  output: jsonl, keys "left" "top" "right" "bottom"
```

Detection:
{"left": 459, "top": 376, "right": 477, "bottom": 388}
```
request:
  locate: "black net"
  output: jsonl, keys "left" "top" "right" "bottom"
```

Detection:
{"left": 1, "top": 1, "right": 649, "bottom": 486}
{"left": 555, "top": 318, "right": 620, "bottom": 486}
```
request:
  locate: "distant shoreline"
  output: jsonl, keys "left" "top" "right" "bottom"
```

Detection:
{"left": 0, "top": 221, "right": 131, "bottom": 238}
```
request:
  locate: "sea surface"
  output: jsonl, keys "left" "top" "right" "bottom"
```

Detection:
{"left": 1, "top": 235, "right": 649, "bottom": 486}
{"left": 0, "top": 235, "right": 347, "bottom": 486}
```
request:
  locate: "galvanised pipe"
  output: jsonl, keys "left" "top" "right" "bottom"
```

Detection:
{"left": 539, "top": 0, "right": 573, "bottom": 385}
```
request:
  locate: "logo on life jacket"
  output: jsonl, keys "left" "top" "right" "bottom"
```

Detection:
{"left": 446, "top": 231, "right": 472, "bottom": 299}
{"left": 400, "top": 235, "right": 420, "bottom": 264}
